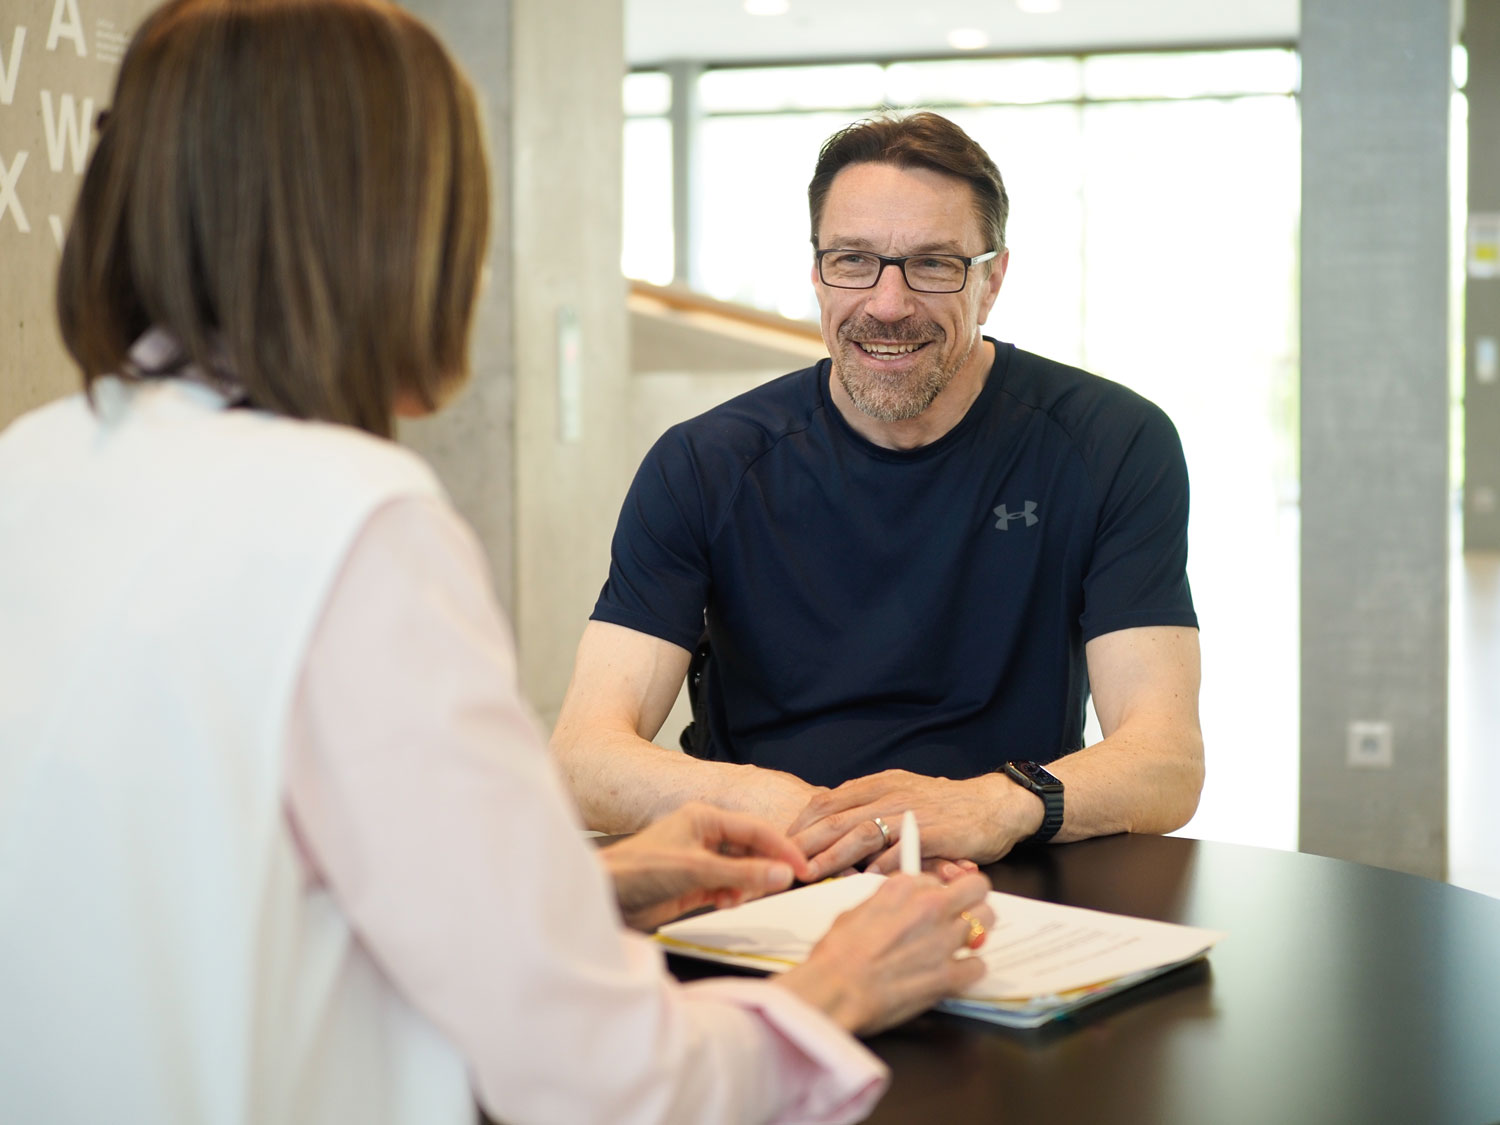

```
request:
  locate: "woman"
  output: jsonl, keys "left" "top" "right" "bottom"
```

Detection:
{"left": 0, "top": 1, "right": 994, "bottom": 1122}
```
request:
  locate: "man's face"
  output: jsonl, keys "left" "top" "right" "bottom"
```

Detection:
{"left": 813, "top": 161, "right": 1006, "bottom": 423}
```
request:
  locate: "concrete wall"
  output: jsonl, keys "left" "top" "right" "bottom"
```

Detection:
{"left": 1, "top": 0, "right": 156, "bottom": 430}
{"left": 504, "top": 0, "right": 631, "bottom": 725}
{"left": 399, "top": 0, "right": 516, "bottom": 622}
{"left": 631, "top": 308, "right": 823, "bottom": 378}
{"left": 1300, "top": 0, "right": 1454, "bottom": 878}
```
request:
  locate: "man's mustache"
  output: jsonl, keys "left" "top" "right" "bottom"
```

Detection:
{"left": 837, "top": 318, "right": 941, "bottom": 343}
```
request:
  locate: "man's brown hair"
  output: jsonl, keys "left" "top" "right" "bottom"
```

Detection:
{"left": 56, "top": 0, "right": 490, "bottom": 438}
{"left": 808, "top": 111, "right": 1008, "bottom": 257}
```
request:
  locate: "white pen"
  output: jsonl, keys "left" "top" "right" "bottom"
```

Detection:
{"left": 900, "top": 810, "right": 921, "bottom": 876}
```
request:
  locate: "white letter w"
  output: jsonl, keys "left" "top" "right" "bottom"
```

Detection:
{"left": 41, "top": 89, "right": 92, "bottom": 173}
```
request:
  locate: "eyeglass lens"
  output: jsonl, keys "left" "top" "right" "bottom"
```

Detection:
{"left": 820, "top": 252, "right": 968, "bottom": 292}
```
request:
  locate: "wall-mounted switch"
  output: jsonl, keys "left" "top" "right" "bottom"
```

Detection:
{"left": 557, "top": 305, "right": 582, "bottom": 444}
{"left": 1346, "top": 720, "right": 1394, "bottom": 769}
{"left": 1477, "top": 336, "right": 1498, "bottom": 385}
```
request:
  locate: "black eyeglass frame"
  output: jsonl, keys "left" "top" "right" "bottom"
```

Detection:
{"left": 814, "top": 248, "right": 999, "bottom": 293}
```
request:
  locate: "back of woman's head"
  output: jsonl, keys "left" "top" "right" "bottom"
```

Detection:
{"left": 57, "top": 0, "right": 490, "bottom": 438}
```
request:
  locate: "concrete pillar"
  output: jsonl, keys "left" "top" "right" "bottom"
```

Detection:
{"left": 497, "top": 0, "right": 630, "bottom": 721}
{"left": 1299, "top": 0, "right": 1454, "bottom": 877}
{"left": 1465, "top": 0, "right": 1500, "bottom": 547}
{"left": 398, "top": 0, "right": 517, "bottom": 617}
{"left": 407, "top": 0, "right": 629, "bottom": 722}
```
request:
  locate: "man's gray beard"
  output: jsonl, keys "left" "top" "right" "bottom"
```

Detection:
{"left": 836, "top": 358, "right": 950, "bottom": 422}
{"left": 833, "top": 318, "right": 956, "bottom": 421}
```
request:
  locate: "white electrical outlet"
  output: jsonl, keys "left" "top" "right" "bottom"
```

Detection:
{"left": 1346, "top": 721, "right": 1394, "bottom": 769}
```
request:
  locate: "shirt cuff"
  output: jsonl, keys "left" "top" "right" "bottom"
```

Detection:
{"left": 681, "top": 977, "right": 889, "bottom": 1125}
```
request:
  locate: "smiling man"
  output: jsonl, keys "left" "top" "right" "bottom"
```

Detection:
{"left": 552, "top": 112, "right": 1204, "bottom": 876}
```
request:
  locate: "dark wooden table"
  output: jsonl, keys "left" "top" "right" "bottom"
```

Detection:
{"left": 668, "top": 834, "right": 1500, "bottom": 1125}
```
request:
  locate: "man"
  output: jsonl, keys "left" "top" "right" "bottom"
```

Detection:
{"left": 553, "top": 111, "right": 1203, "bottom": 880}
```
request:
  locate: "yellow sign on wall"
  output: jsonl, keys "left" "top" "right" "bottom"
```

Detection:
{"left": 1468, "top": 212, "right": 1500, "bottom": 280}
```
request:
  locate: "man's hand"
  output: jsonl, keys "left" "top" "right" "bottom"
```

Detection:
{"left": 598, "top": 802, "right": 814, "bottom": 932}
{"left": 736, "top": 767, "right": 830, "bottom": 833}
{"left": 786, "top": 770, "right": 1041, "bottom": 881}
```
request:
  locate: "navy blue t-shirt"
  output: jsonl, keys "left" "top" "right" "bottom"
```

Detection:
{"left": 592, "top": 339, "right": 1196, "bottom": 788}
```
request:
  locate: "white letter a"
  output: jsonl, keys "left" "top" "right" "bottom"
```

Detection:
{"left": 47, "top": 0, "right": 86, "bottom": 58}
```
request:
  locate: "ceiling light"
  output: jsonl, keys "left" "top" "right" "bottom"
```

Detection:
{"left": 946, "top": 28, "right": 990, "bottom": 50}
{"left": 744, "top": 0, "right": 789, "bottom": 15}
{"left": 1016, "top": 0, "right": 1062, "bottom": 13}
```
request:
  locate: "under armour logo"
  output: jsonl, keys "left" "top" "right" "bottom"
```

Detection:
{"left": 993, "top": 501, "right": 1039, "bottom": 530}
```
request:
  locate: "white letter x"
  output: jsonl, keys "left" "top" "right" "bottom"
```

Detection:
{"left": 0, "top": 150, "right": 30, "bottom": 233}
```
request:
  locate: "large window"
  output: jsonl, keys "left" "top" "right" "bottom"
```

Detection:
{"left": 623, "top": 49, "right": 1298, "bottom": 329}
{"left": 622, "top": 71, "right": 675, "bottom": 286}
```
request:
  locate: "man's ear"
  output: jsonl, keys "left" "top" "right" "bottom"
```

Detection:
{"left": 977, "top": 249, "right": 1009, "bottom": 323}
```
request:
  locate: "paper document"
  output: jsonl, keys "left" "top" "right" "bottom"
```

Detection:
{"left": 656, "top": 872, "right": 1224, "bottom": 1028}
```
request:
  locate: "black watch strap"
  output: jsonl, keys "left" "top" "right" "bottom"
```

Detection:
{"left": 1002, "top": 761, "right": 1065, "bottom": 843}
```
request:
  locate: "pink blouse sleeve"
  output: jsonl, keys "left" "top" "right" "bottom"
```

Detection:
{"left": 283, "top": 496, "right": 888, "bottom": 1125}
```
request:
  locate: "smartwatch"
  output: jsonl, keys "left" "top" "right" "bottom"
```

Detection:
{"left": 1002, "top": 761, "right": 1065, "bottom": 843}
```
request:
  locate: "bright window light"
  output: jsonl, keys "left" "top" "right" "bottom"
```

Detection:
{"left": 1082, "top": 49, "right": 1298, "bottom": 100}
{"left": 623, "top": 70, "right": 671, "bottom": 117}
{"left": 621, "top": 117, "right": 674, "bottom": 286}
{"left": 699, "top": 64, "right": 886, "bottom": 113}
{"left": 886, "top": 58, "right": 1082, "bottom": 106}
{"left": 946, "top": 28, "right": 990, "bottom": 51}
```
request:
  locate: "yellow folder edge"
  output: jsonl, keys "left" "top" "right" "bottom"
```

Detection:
{"left": 653, "top": 932, "right": 1212, "bottom": 1008}
{"left": 653, "top": 934, "right": 803, "bottom": 969}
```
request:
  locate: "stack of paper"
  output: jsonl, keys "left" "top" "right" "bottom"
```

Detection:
{"left": 655, "top": 872, "right": 1224, "bottom": 1028}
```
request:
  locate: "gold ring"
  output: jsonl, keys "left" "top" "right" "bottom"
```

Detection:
{"left": 872, "top": 816, "right": 892, "bottom": 847}
{"left": 961, "top": 910, "right": 986, "bottom": 949}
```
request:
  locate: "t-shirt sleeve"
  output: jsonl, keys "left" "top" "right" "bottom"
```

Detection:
{"left": 1077, "top": 399, "right": 1198, "bottom": 642}
{"left": 591, "top": 428, "right": 716, "bottom": 653}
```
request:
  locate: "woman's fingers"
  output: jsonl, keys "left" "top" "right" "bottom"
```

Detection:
{"left": 678, "top": 802, "right": 814, "bottom": 881}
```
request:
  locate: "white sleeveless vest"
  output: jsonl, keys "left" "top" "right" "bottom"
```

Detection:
{"left": 0, "top": 377, "right": 474, "bottom": 1124}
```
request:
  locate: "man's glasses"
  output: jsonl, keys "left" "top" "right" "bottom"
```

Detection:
{"left": 815, "top": 248, "right": 998, "bottom": 294}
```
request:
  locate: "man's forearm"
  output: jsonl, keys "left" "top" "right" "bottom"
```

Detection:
{"left": 1044, "top": 624, "right": 1204, "bottom": 844}
{"left": 552, "top": 727, "right": 820, "bottom": 834}
{"left": 550, "top": 729, "right": 737, "bottom": 833}
{"left": 1041, "top": 719, "right": 1204, "bottom": 843}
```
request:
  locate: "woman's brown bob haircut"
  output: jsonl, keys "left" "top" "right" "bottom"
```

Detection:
{"left": 57, "top": 0, "right": 490, "bottom": 439}
{"left": 808, "top": 111, "right": 1008, "bottom": 258}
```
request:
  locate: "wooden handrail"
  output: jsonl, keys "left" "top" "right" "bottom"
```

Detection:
{"left": 628, "top": 279, "right": 823, "bottom": 343}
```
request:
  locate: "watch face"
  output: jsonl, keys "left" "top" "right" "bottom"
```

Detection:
{"left": 1007, "top": 760, "right": 1064, "bottom": 793}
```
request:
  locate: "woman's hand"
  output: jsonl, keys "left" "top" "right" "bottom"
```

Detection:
{"left": 599, "top": 802, "right": 814, "bottom": 931}
{"left": 774, "top": 871, "right": 996, "bottom": 1035}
